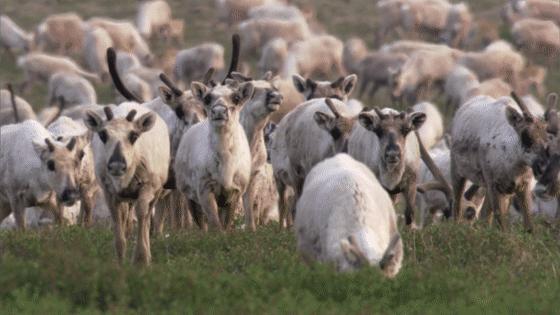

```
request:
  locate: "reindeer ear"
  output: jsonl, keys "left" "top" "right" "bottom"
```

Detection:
{"left": 505, "top": 106, "right": 524, "bottom": 129}
{"left": 313, "top": 111, "right": 334, "bottom": 131}
{"left": 236, "top": 82, "right": 254, "bottom": 105}
{"left": 190, "top": 81, "right": 208, "bottom": 102}
{"left": 409, "top": 112, "right": 427, "bottom": 130}
{"left": 292, "top": 74, "right": 306, "bottom": 93}
{"left": 32, "top": 138, "right": 52, "bottom": 161}
{"left": 358, "top": 112, "right": 378, "bottom": 131}
{"left": 134, "top": 112, "right": 156, "bottom": 133}
{"left": 158, "top": 86, "right": 174, "bottom": 104}
{"left": 83, "top": 110, "right": 105, "bottom": 132}
{"left": 342, "top": 74, "right": 358, "bottom": 95}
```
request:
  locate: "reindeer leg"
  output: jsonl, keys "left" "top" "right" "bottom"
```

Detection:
{"left": 0, "top": 201, "right": 12, "bottom": 227}
{"left": 199, "top": 190, "right": 222, "bottom": 231}
{"left": 244, "top": 178, "right": 257, "bottom": 232}
{"left": 171, "top": 192, "right": 184, "bottom": 230}
{"left": 151, "top": 193, "right": 169, "bottom": 237}
{"left": 79, "top": 186, "right": 96, "bottom": 227}
{"left": 226, "top": 192, "right": 242, "bottom": 230}
{"left": 134, "top": 191, "right": 155, "bottom": 265}
{"left": 556, "top": 198, "right": 560, "bottom": 222}
{"left": 514, "top": 184, "right": 534, "bottom": 233}
{"left": 404, "top": 179, "right": 419, "bottom": 228}
{"left": 10, "top": 197, "right": 26, "bottom": 230}
{"left": 108, "top": 198, "right": 127, "bottom": 264}
{"left": 188, "top": 199, "right": 207, "bottom": 231}
{"left": 488, "top": 188, "right": 509, "bottom": 231}
{"left": 183, "top": 202, "right": 194, "bottom": 229}
{"left": 276, "top": 179, "right": 288, "bottom": 229}
{"left": 450, "top": 159, "right": 467, "bottom": 221}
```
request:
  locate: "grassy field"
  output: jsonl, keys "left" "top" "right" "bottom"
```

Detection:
{"left": 1, "top": 0, "right": 560, "bottom": 314}
{"left": 1, "top": 222, "right": 559, "bottom": 314}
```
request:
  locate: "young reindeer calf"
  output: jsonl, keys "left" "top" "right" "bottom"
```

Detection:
{"left": 348, "top": 107, "right": 427, "bottom": 227}
{"left": 174, "top": 79, "right": 254, "bottom": 230}
{"left": 0, "top": 120, "right": 84, "bottom": 228}
{"left": 231, "top": 71, "right": 283, "bottom": 230}
{"left": 84, "top": 104, "right": 170, "bottom": 264}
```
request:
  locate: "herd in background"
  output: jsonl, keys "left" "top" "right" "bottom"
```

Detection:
{"left": 0, "top": 0, "right": 559, "bottom": 275}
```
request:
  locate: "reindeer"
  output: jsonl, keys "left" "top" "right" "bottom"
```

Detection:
{"left": 450, "top": 93, "right": 555, "bottom": 231}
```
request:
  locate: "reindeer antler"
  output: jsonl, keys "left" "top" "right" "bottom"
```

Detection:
{"left": 325, "top": 98, "right": 340, "bottom": 118}
{"left": 159, "top": 73, "right": 183, "bottom": 96}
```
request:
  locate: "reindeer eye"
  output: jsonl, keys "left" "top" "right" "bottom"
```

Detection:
{"left": 98, "top": 130, "right": 108, "bottom": 143}
{"left": 78, "top": 150, "right": 85, "bottom": 161}
{"left": 129, "top": 131, "right": 140, "bottom": 144}
{"left": 47, "top": 160, "right": 55, "bottom": 171}
{"left": 174, "top": 107, "right": 185, "bottom": 119}
{"left": 203, "top": 94, "right": 212, "bottom": 105}
{"left": 330, "top": 127, "right": 342, "bottom": 140}
{"left": 231, "top": 94, "right": 241, "bottom": 104}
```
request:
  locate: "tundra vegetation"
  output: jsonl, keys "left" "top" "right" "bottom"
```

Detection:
{"left": 0, "top": 0, "right": 559, "bottom": 313}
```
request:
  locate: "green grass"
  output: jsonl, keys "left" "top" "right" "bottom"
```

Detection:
{"left": 1, "top": 222, "right": 559, "bottom": 314}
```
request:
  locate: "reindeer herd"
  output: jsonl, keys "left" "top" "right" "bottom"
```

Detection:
{"left": 0, "top": 0, "right": 559, "bottom": 276}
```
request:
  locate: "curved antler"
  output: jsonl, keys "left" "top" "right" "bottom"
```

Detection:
{"left": 415, "top": 129, "right": 453, "bottom": 200}
{"left": 203, "top": 67, "right": 215, "bottom": 85}
{"left": 107, "top": 47, "right": 143, "bottom": 103}
{"left": 373, "top": 107, "right": 385, "bottom": 119}
{"left": 5, "top": 83, "right": 19, "bottom": 123}
{"left": 159, "top": 73, "right": 183, "bottom": 96}
{"left": 325, "top": 98, "right": 340, "bottom": 118}
{"left": 510, "top": 91, "right": 533, "bottom": 120}
{"left": 44, "top": 97, "right": 66, "bottom": 127}
{"left": 222, "top": 34, "right": 240, "bottom": 83}
{"left": 104, "top": 106, "right": 114, "bottom": 121}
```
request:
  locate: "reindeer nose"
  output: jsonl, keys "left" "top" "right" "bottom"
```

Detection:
{"left": 385, "top": 146, "right": 401, "bottom": 164}
{"left": 108, "top": 161, "right": 127, "bottom": 176}
{"left": 211, "top": 105, "right": 228, "bottom": 121}
{"left": 108, "top": 142, "right": 127, "bottom": 176}
{"left": 61, "top": 188, "right": 79, "bottom": 205}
